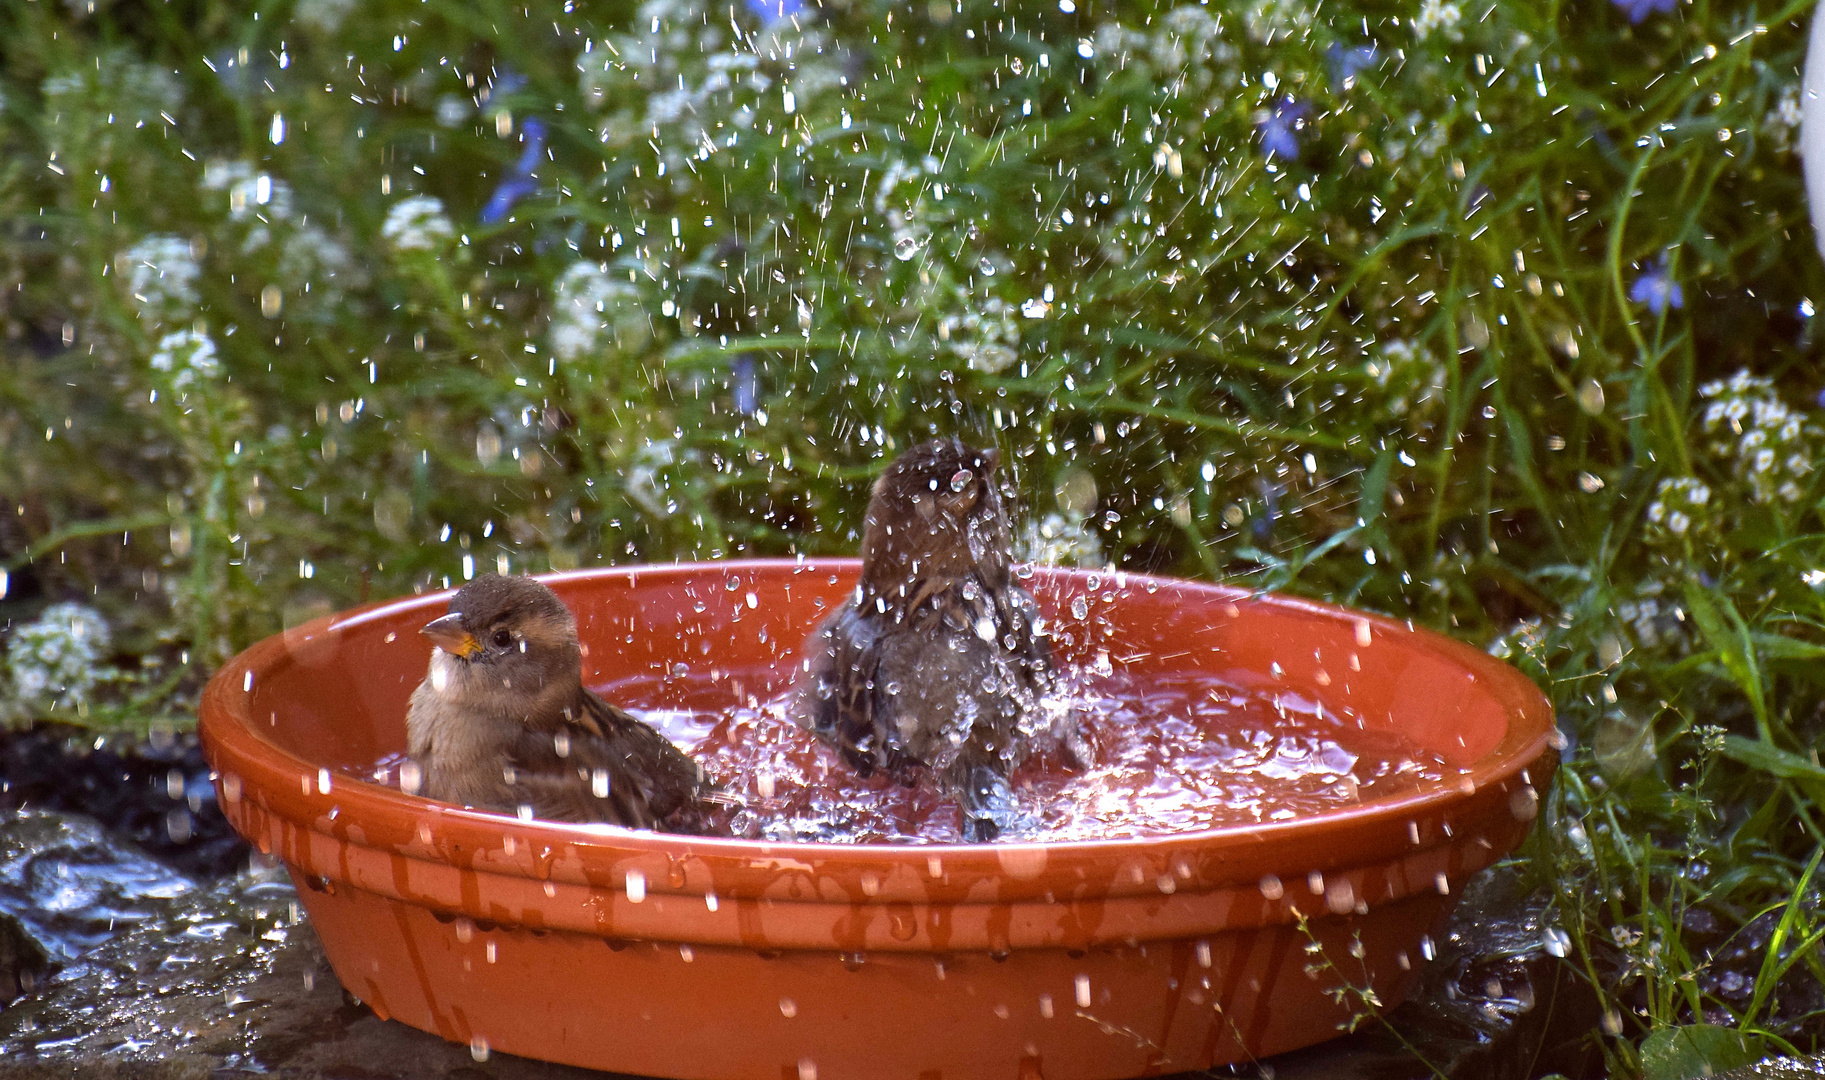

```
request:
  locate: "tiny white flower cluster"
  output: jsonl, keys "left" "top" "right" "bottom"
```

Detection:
{"left": 939, "top": 295, "right": 1021, "bottom": 374}
{"left": 1412, "top": 0, "right": 1463, "bottom": 40}
{"left": 148, "top": 328, "right": 221, "bottom": 394}
{"left": 549, "top": 261, "right": 643, "bottom": 361}
{"left": 293, "top": 0, "right": 356, "bottom": 33}
{"left": 1644, "top": 476, "right": 1711, "bottom": 540}
{"left": 1766, "top": 84, "right": 1803, "bottom": 153}
{"left": 626, "top": 439, "right": 680, "bottom": 518}
{"left": 200, "top": 160, "right": 360, "bottom": 302}
{"left": 203, "top": 160, "right": 295, "bottom": 223}
{"left": 1016, "top": 512, "right": 1104, "bottom": 569}
{"left": 123, "top": 234, "right": 201, "bottom": 323}
{"left": 1617, "top": 582, "right": 1686, "bottom": 651}
{"left": 1368, "top": 338, "right": 1447, "bottom": 419}
{"left": 42, "top": 54, "right": 182, "bottom": 126}
{"left": 382, "top": 196, "right": 456, "bottom": 253}
{"left": 1699, "top": 370, "right": 1814, "bottom": 505}
{"left": 5, "top": 602, "right": 111, "bottom": 714}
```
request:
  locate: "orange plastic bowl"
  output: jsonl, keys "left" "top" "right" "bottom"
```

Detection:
{"left": 199, "top": 560, "right": 1555, "bottom": 1079}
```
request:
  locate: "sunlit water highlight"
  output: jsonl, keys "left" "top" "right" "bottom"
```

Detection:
{"left": 626, "top": 668, "right": 1448, "bottom": 843}
{"left": 371, "top": 668, "right": 1451, "bottom": 842}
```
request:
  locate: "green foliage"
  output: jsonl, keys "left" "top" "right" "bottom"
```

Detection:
{"left": 1, "top": 0, "right": 1825, "bottom": 1064}
{"left": 1639, "top": 1024, "right": 1767, "bottom": 1080}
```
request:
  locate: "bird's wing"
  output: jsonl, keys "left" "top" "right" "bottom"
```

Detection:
{"left": 504, "top": 693, "right": 716, "bottom": 833}
{"left": 804, "top": 605, "right": 905, "bottom": 776}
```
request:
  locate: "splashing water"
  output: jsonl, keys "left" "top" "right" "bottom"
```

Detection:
{"left": 615, "top": 667, "right": 1451, "bottom": 843}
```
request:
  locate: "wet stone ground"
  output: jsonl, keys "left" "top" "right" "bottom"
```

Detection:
{"left": 0, "top": 728, "right": 1809, "bottom": 1080}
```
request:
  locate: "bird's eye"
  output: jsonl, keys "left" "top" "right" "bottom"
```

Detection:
{"left": 491, "top": 629, "right": 514, "bottom": 649}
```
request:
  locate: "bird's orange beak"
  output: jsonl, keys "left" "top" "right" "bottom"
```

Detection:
{"left": 420, "top": 613, "right": 481, "bottom": 659}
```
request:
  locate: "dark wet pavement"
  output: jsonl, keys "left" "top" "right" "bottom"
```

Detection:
{"left": 0, "top": 797, "right": 1614, "bottom": 1080}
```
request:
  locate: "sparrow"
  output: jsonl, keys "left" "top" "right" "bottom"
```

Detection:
{"left": 800, "top": 437, "right": 1083, "bottom": 841}
{"left": 404, "top": 574, "right": 719, "bottom": 834}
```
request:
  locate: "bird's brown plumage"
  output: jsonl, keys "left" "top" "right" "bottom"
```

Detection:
{"left": 404, "top": 574, "right": 718, "bottom": 833}
{"left": 800, "top": 437, "right": 1083, "bottom": 841}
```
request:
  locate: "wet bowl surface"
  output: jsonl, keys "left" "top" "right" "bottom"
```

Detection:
{"left": 199, "top": 560, "right": 1556, "bottom": 1080}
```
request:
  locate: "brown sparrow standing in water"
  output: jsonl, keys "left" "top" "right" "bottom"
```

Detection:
{"left": 801, "top": 437, "right": 1083, "bottom": 841}
{"left": 405, "top": 574, "right": 719, "bottom": 834}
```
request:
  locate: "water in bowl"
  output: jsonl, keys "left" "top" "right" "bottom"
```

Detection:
{"left": 616, "top": 667, "right": 1452, "bottom": 844}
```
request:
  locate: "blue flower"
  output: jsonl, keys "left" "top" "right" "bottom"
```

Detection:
{"left": 1257, "top": 99, "right": 1308, "bottom": 162}
{"left": 481, "top": 116, "right": 547, "bottom": 224}
{"left": 1629, "top": 255, "right": 1684, "bottom": 316}
{"left": 744, "top": 0, "right": 804, "bottom": 19}
{"left": 1611, "top": 0, "right": 1675, "bottom": 24}
{"left": 1326, "top": 44, "right": 1378, "bottom": 90}
{"left": 731, "top": 354, "right": 758, "bottom": 415}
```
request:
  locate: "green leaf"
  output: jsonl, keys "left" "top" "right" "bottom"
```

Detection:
{"left": 1720, "top": 737, "right": 1825, "bottom": 784}
{"left": 1683, "top": 583, "right": 1771, "bottom": 741}
{"left": 1749, "top": 632, "right": 1825, "bottom": 662}
{"left": 1638, "top": 1024, "right": 1766, "bottom": 1080}
{"left": 1358, "top": 449, "right": 1394, "bottom": 530}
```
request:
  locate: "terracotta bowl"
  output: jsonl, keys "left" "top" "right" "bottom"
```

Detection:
{"left": 199, "top": 560, "right": 1556, "bottom": 1080}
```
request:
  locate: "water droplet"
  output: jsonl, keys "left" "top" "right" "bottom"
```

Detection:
{"left": 894, "top": 235, "right": 921, "bottom": 261}
{"left": 399, "top": 760, "right": 423, "bottom": 795}
{"left": 1038, "top": 992, "right": 1055, "bottom": 1018}
{"left": 779, "top": 997, "right": 798, "bottom": 1017}
{"left": 260, "top": 284, "right": 283, "bottom": 318}
{"left": 1069, "top": 596, "right": 1090, "bottom": 620}
{"left": 625, "top": 869, "right": 646, "bottom": 902}
{"left": 977, "top": 257, "right": 997, "bottom": 276}
{"left": 1541, "top": 926, "right": 1571, "bottom": 957}
{"left": 679, "top": 944, "right": 695, "bottom": 963}
{"left": 1258, "top": 875, "right": 1284, "bottom": 900}
{"left": 1074, "top": 974, "right": 1092, "bottom": 1008}
{"left": 591, "top": 768, "right": 611, "bottom": 798}
{"left": 797, "top": 1058, "right": 817, "bottom": 1080}
{"left": 469, "top": 1035, "right": 490, "bottom": 1062}
{"left": 1577, "top": 379, "right": 1606, "bottom": 415}
{"left": 317, "top": 768, "right": 332, "bottom": 794}
{"left": 1508, "top": 784, "right": 1539, "bottom": 821}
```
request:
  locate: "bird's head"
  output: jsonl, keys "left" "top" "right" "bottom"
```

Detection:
{"left": 420, "top": 574, "right": 583, "bottom": 719}
{"left": 860, "top": 437, "right": 1012, "bottom": 600}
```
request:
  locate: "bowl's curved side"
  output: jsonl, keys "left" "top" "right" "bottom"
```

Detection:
{"left": 289, "top": 873, "right": 1453, "bottom": 1080}
{"left": 201, "top": 559, "right": 1557, "bottom": 951}
{"left": 199, "top": 560, "right": 1559, "bottom": 1078}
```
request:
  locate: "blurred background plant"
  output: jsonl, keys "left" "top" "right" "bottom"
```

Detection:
{"left": 2, "top": 0, "right": 1824, "bottom": 1068}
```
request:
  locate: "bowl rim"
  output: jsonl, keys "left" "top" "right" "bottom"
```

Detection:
{"left": 200, "top": 558, "right": 1555, "bottom": 878}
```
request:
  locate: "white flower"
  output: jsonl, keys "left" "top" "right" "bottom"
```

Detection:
{"left": 1412, "top": 0, "right": 1462, "bottom": 40}
{"left": 941, "top": 294, "right": 1022, "bottom": 374}
{"left": 294, "top": 0, "right": 356, "bottom": 33}
{"left": 202, "top": 160, "right": 294, "bottom": 223}
{"left": 278, "top": 225, "right": 360, "bottom": 297}
{"left": 1016, "top": 512, "right": 1103, "bottom": 568}
{"left": 123, "top": 234, "right": 201, "bottom": 322}
{"left": 549, "top": 262, "right": 641, "bottom": 362}
{"left": 435, "top": 94, "right": 472, "bottom": 127}
{"left": 1698, "top": 370, "right": 1815, "bottom": 505}
{"left": 382, "top": 196, "right": 455, "bottom": 253}
{"left": 5, "top": 602, "right": 111, "bottom": 713}
{"left": 148, "top": 329, "right": 221, "bottom": 393}
{"left": 626, "top": 439, "right": 679, "bottom": 518}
